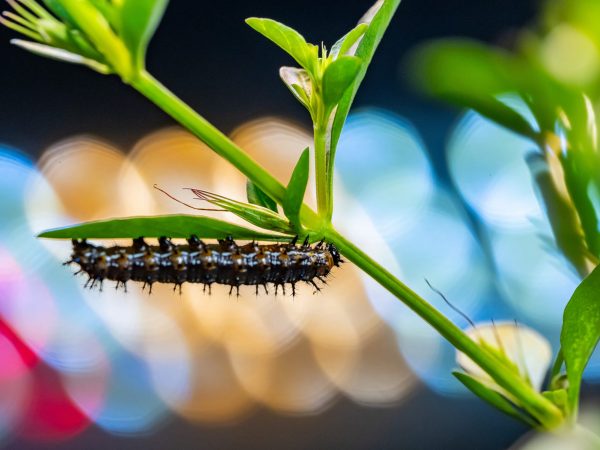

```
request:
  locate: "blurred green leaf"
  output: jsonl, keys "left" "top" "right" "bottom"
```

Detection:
{"left": 246, "top": 180, "right": 278, "bottom": 212}
{"left": 119, "top": 0, "right": 168, "bottom": 70}
{"left": 322, "top": 56, "right": 361, "bottom": 112}
{"left": 453, "top": 371, "right": 537, "bottom": 426}
{"left": 560, "top": 264, "right": 600, "bottom": 418}
{"left": 283, "top": 148, "right": 310, "bottom": 227}
{"left": 246, "top": 17, "right": 317, "bottom": 73}
{"left": 43, "top": 0, "right": 79, "bottom": 27}
{"left": 526, "top": 152, "right": 594, "bottom": 278}
{"left": 330, "top": 22, "right": 368, "bottom": 59}
{"left": 38, "top": 215, "right": 286, "bottom": 240}
{"left": 408, "top": 40, "right": 540, "bottom": 140}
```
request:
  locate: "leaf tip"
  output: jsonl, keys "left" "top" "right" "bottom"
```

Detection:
{"left": 245, "top": 17, "right": 261, "bottom": 27}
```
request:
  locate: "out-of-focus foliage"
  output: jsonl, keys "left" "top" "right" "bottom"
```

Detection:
{"left": 409, "top": 0, "right": 600, "bottom": 425}
{"left": 409, "top": 0, "right": 600, "bottom": 280}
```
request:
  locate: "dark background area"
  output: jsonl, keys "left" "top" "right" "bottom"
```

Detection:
{"left": 0, "top": 1, "right": 557, "bottom": 449}
{"left": 0, "top": 0, "right": 536, "bottom": 157}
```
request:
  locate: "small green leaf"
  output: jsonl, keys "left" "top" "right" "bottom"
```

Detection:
{"left": 453, "top": 371, "right": 537, "bottom": 427}
{"left": 246, "top": 180, "right": 278, "bottom": 212}
{"left": 38, "top": 215, "right": 286, "bottom": 241}
{"left": 189, "top": 189, "right": 292, "bottom": 234}
{"left": 322, "top": 56, "right": 361, "bottom": 112}
{"left": 330, "top": 23, "right": 368, "bottom": 59}
{"left": 283, "top": 148, "right": 310, "bottom": 227}
{"left": 11, "top": 39, "right": 111, "bottom": 73}
{"left": 119, "top": 0, "right": 168, "bottom": 70}
{"left": 58, "top": 0, "right": 133, "bottom": 79}
{"left": 560, "top": 263, "right": 600, "bottom": 418}
{"left": 330, "top": 0, "right": 401, "bottom": 152}
{"left": 279, "top": 66, "right": 312, "bottom": 112}
{"left": 246, "top": 17, "right": 317, "bottom": 73}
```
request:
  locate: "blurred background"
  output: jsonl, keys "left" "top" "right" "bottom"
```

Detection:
{"left": 1, "top": 0, "right": 599, "bottom": 449}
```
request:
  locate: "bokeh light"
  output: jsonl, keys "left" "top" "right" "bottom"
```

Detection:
{"left": 335, "top": 109, "right": 493, "bottom": 394}
{"left": 0, "top": 113, "right": 427, "bottom": 446}
{"left": 1, "top": 102, "right": 595, "bottom": 446}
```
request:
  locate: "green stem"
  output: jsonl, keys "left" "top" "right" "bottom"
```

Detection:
{"left": 130, "top": 70, "right": 323, "bottom": 230}
{"left": 324, "top": 226, "right": 564, "bottom": 429}
{"left": 314, "top": 122, "right": 329, "bottom": 219}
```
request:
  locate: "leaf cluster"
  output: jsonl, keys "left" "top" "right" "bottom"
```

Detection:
{"left": 1, "top": 0, "right": 167, "bottom": 79}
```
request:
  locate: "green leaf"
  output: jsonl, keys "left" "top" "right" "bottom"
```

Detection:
{"left": 43, "top": 0, "right": 80, "bottom": 27}
{"left": 38, "top": 215, "right": 287, "bottom": 240}
{"left": 453, "top": 371, "right": 537, "bottom": 427}
{"left": 407, "top": 40, "right": 539, "bottom": 140}
{"left": 189, "top": 189, "right": 292, "bottom": 234}
{"left": 119, "top": 0, "right": 168, "bottom": 70}
{"left": 245, "top": 17, "right": 317, "bottom": 73}
{"left": 246, "top": 180, "right": 278, "bottom": 212}
{"left": 526, "top": 153, "right": 593, "bottom": 278}
{"left": 560, "top": 263, "right": 600, "bottom": 418}
{"left": 322, "top": 56, "right": 361, "bottom": 112}
{"left": 58, "top": 0, "right": 133, "bottom": 79}
{"left": 330, "top": 0, "right": 401, "bottom": 153}
{"left": 279, "top": 66, "right": 312, "bottom": 112}
{"left": 330, "top": 23, "right": 368, "bottom": 59}
{"left": 283, "top": 148, "right": 310, "bottom": 227}
{"left": 10, "top": 39, "right": 111, "bottom": 73}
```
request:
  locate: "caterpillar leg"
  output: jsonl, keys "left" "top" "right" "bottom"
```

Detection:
{"left": 173, "top": 283, "right": 183, "bottom": 295}
{"left": 309, "top": 280, "right": 321, "bottom": 294}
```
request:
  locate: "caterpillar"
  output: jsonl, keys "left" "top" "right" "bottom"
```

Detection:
{"left": 66, "top": 236, "right": 342, "bottom": 296}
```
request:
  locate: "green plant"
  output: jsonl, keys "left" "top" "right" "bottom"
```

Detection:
{"left": 3, "top": 0, "right": 599, "bottom": 440}
{"left": 407, "top": 0, "right": 600, "bottom": 435}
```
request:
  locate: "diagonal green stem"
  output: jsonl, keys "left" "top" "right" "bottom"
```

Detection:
{"left": 130, "top": 70, "right": 323, "bottom": 231}
{"left": 324, "top": 226, "right": 564, "bottom": 429}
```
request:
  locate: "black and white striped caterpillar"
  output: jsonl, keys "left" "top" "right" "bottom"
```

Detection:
{"left": 67, "top": 236, "right": 342, "bottom": 296}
